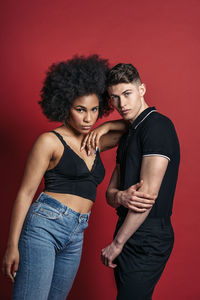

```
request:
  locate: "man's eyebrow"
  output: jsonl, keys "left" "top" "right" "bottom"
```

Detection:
{"left": 111, "top": 89, "right": 132, "bottom": 97}
{"left": 122, "top": 89, "right": 132, "bottom": 94}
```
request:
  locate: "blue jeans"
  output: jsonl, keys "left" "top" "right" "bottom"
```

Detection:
{"left": 12, "top": 193, "right": 90, "bottom": 300}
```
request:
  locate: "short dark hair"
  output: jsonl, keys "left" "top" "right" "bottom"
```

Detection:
{"left": 39, "top": 54, "right": 112, "bottom": 122}
{"left": 107, "top": 63, "right": 141, "bottom": 87}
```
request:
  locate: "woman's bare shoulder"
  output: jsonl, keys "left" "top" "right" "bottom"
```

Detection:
{"left": 31, "top": 131, "right": 60, "bottom": 154}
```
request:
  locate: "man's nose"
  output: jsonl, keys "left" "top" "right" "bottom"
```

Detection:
{"left": 119, "top": 96, "right": 126, "bottom": 108}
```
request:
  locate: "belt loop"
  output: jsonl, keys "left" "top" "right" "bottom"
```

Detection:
{"left": 64, "top": 207, "right": 69, "bottom": 216}
{"left": 87, "top": 211, "right": 91, "bottom": 221}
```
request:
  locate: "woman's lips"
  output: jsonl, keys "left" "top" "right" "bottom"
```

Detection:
{"left": 81, "top": 126, "right": 92, "bottom": 130}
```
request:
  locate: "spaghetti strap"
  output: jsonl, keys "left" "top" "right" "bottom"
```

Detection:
{"left": 50, "top": 131, "right": 67, "bottom": 147}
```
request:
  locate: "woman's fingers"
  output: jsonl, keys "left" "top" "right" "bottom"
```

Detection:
{"left": 80, "top": 131, "right": 100, "bottom": 155}
{"left": 12, "top": 261, "right": 18, "bottom": 275}
{"left": 91, "top": 133, "right": 96, "bottom": 149}
{"left": 4, "top": 263, "right": 14, "bottom": 282}
{"left": 94, "top": 134, "right": 100, "bottom": 151}
{"left": 80, "top": 134, "right": 89, "bottom": 151}
{"left": 88, "top": 132, "right": 99, "bottom": 151}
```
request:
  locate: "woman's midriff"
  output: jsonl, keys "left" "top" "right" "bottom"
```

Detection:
{"left": 44, "top": 191, "right": 93, "bottom": 214}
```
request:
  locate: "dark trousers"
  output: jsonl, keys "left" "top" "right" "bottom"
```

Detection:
{"left": 114, "top": 216, "right": 174, "bottom": 300}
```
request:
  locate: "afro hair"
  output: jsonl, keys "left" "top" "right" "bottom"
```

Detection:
{"left": 39, "top": 54, "right": 112, "bottom": 122}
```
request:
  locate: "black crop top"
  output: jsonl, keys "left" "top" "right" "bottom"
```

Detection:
{"left": 44, "top": 131, "right": 105, "bottom": 202}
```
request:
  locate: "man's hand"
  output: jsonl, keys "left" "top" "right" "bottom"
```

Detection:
{"left": 101, "top": 240, "right": 123, "bottom": 268}
{"left": 116, "top": 180, "right": 156, "bottom": 212}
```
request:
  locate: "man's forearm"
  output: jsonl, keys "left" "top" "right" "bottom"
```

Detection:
{"left": 114, "top": 208, "right": 151, "bottom": 246}
{"left": 106, "top": 120, "right": 127, "bottom": 132}
{"left": 113, "top": 156, "right": 169, "bottom": 247}
{"left": 106, "top": 188, "right": 120, "bottom": 208}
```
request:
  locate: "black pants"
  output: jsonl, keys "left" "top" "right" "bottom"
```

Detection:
{"left": 114, "top": 216, "right": 174, "bottom": 300}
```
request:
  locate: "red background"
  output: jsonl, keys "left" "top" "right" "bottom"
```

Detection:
{"left": 1, "top": 0, "right": 200, "bottom": 299}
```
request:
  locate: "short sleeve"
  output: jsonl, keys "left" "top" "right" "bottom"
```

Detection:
{"left": 141, "top": 117, "right": 175, "bottom": 161}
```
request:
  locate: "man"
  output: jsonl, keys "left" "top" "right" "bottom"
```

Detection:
{"left": 101, "top": 63, "right": 180, "bottom": 299}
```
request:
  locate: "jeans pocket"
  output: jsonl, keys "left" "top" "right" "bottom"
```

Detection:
{"left": 34, "top": 204, "right": 61, "bottom": 220}
{"left": 79, "top": 219, "right": 89, "bottom": 231}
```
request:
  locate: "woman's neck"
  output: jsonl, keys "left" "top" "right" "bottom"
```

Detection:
{"left": 60, "top": 123, "right": 85, "bottom": 141}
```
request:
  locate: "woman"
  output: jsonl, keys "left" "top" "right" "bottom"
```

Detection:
{"left": 2, "top": 55, "right": 154, "bottom": 300}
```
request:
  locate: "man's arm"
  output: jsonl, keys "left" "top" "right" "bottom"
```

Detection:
{"left": 101, "top": 156, "right": 169, "bottom": 268}
{"left": 106, "top": 165, "right": 156, "bottom": 211}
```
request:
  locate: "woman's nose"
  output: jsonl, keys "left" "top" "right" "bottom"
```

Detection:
{"left": 84, "top": 113, "right": 91, "bottom": 122}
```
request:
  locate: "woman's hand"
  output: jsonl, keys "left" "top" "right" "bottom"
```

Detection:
{"left": 2, "top": 246, "right": 19, "bottom": 282}
{"left": 81, "top": 123, "right": 110, "bottom": 155}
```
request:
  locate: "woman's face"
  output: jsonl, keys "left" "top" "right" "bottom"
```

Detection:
{"left": 68, "top": 94, "right": 99, "bottom": 134}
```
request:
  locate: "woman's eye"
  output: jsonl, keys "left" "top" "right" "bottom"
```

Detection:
{"left": 76, "top": 108, "right": 84, "bottom": 113}
{"left": 92, "top": 107, "right": 98, "bottom": 112}
{"left": 111, "top": 96, "right": 118, "bottom": 101}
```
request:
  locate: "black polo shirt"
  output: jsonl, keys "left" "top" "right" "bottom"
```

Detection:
{"left": 116, "top": 107, "right": 180, "bottom": 218}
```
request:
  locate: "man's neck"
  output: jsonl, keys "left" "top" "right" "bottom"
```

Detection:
{"left": 129, "top": 101, "right": 149, "bottom": 124}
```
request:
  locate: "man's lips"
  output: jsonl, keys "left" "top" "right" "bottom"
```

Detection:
{"left": 120, "top": 109, "right": 130, "bottom": 115}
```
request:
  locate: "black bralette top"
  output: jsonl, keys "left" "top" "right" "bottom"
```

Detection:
{"left": 44, "top": 131, "right": 105, "bottom": 202}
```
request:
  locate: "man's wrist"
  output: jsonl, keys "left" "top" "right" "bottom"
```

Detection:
{"left": 114, "top": 191, "right": 122, "bottom": 206}
{"left": 113, "top": 237, "right": 124, "bottom": 248}
{"left": 103, "top": 121, "right": 112, "bottom": 133}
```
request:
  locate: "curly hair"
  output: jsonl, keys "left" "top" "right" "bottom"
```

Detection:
{"left": 39, "top": 55, "right": 112, "bottom": 122}
{"left": 107, "top": 63, "right": 141, "bottom": 87}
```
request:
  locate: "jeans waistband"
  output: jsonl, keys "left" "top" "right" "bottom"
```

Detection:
{"left": 36, "top": 193, "right": 90, "bottom": 221}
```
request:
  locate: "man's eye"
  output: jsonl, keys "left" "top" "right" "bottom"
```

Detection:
{"left": 124, "top": 93, "right": 131, "bottom": 97}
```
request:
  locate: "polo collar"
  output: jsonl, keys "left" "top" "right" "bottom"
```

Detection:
{"left": 130, "top": 107, "right": 157, "bottom": 130}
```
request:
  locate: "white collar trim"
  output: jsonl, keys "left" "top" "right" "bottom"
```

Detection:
{"left": 134, "top": 109, "right": 157, "bottom": 129}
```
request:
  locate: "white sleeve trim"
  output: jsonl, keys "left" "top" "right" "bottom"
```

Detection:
{"left": 143, "top": 154, "right": 171, "bottom": 161}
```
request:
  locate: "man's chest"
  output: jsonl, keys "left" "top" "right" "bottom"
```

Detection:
{"left": 118, "top": 131, "right": 142, "bottom": 187}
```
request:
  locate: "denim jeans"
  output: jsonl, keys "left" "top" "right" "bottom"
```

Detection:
{"left": 12, "top": 193, "right": 90, "bottom": 300}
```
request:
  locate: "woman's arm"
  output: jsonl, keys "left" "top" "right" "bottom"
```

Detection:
{"left": 2, "top": 133, "right": 54, "bottom": 281}
{"left": 81, "top": 119, "right": 128, "bottom": 154}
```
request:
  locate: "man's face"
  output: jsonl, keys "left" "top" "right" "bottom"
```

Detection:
{"left": 108, "top": 82, "right": 146, "bottom": 123}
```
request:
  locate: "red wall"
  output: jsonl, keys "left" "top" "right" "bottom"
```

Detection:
{"left": 1, "top": 0, "right": 200, "bottom": 299}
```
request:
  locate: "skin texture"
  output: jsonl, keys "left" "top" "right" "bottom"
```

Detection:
{"left": 101, "top": 82, "right": 170, "bottom": 268}
{"left": 2, "top": 94, "right": 100, "bottom": 282}
{"left": 108, "top": 82, "right": 148, "bottom": 121}
{"left": 2, "top": 93, "right": 154, "bottom": 282}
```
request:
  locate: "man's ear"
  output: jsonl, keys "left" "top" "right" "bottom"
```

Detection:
{"left": 139, "top": 83, "right": 146, "bottom": 97}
